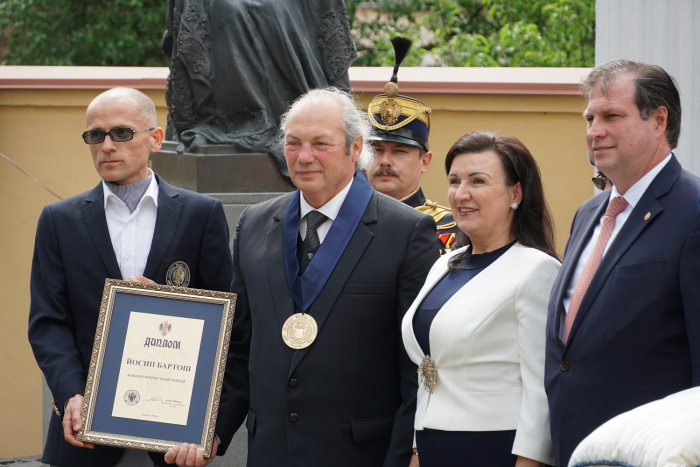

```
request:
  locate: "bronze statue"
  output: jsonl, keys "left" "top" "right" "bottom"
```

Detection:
{"left": 163, "top": 0, "right": 357, "bottom": 181}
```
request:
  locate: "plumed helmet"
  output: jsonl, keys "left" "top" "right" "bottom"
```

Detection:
{"left": 367, "top": 36, "right": 432, "bottom": 151}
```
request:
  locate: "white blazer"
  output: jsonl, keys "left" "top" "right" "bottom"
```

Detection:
{"left": 402, "top": 243, "right": 559, "bottom": 465}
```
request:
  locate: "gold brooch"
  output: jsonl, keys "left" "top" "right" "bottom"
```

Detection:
{"left": 418, "top": 355, "right": 438, "bottom": 393}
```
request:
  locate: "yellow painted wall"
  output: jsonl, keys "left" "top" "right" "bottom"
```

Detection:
{"left": 0, "top": 89, "right": 167, "bottom": 457}
{"left": 0, "top": 86, "right": 591, "bottom": 457}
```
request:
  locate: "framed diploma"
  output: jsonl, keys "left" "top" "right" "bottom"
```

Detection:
{"left": 77, "top": 279, "right": 236, "bottom": 456}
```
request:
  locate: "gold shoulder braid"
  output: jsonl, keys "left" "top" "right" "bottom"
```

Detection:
{"left": 416, "top": 200, "right": 457, "bottom": 229}
{"left": 52, "top": 400, "right": 62, "bottom": 417}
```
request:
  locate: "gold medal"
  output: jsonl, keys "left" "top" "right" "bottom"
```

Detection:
{"left": 282, "top": 313, "right": 318, "bottom": 349}
{"left": 166, "top": 261, "right": 190, "bottom": 287}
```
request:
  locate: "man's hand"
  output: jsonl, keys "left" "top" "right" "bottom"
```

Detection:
{"left": 62, "top": 394, "right": 94, "bottom": 448}
{"left": 164, "top": 437, "right": 218, "bottom": 467}
{"left": 129, "top": 275, "right": 156, "bottom": 285}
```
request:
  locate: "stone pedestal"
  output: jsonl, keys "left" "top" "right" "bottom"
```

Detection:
{"left": 150, "top": 141, "right": 293, "bottom": 194}
{"left": 210, "top": 193, "right": 286, "bottom": 248}
{"left": 150, "top": 142, "right": 294, "bottom": 237}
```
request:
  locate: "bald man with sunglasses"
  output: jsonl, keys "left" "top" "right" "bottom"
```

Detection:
{"left": 28, "top": 87, "right": 232, "bottom": 467}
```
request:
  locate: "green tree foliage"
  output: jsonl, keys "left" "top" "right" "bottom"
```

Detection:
{"left": 346, "top": 0, "right": 595, "bottom": 67}
{"left": 0, "top": 0, "right": 167, "bottom": 66}
{"left": 0, "top": 0, "right": 593, "bottom": 67}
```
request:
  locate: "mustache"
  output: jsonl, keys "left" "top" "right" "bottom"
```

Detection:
{"left": 371, "top": 167, "right": 400, "bottom": 178}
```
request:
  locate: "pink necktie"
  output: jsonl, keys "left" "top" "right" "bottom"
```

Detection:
{"left": 563, "top": 196, "right": 628, "bottom": 343}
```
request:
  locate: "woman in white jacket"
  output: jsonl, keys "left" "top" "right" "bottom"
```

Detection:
{"left": 402, "top": 131, "right": 560, "bottom": 467}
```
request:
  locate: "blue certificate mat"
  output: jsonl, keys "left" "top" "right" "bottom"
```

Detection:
{"left": 78, "top": 279, "right": 236, "bottom": 456}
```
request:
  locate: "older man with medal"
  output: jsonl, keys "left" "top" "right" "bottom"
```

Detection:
{"left": 185, "top": 87, "right": 439, "bottom": 467}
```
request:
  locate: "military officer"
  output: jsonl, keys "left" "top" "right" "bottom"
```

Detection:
{"left": 366, "top": 37, "right": 458, "bottom": 252}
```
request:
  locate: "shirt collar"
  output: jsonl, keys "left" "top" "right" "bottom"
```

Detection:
{"left": 299, "top": 176, "right": 354, "bottom": 221}
{"left": 103, "top": 168, "right": 159, "bottom": 210}
{"left": 610, "top": 152, "right": 672, "bottom": 208}
{"left": 399, "top": 186, "right": 426, "bottom": 208}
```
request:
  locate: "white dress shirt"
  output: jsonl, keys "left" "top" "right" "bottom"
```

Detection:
{"left": 103, "top": 170, "right": 159, "bottom": 280}
{"left": 298, "top": 177, "right": 354, "bottom": 242}
{"left": 562, "top": 153, "right": 672, "bottom": 315}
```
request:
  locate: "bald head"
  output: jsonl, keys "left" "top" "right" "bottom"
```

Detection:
{"left": 86, "top": 87, "right": 157, "bottom": 128}
{"left": 85, "top": 87, "right": 164, "bottom": 186}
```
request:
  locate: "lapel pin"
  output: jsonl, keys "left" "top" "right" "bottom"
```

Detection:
{"left": 644, "top": 212, "right": 651, "bottom": 221}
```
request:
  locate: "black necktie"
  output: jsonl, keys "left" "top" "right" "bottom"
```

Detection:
{"left": 299, "top": 210, "right": 328, "bottom": 275}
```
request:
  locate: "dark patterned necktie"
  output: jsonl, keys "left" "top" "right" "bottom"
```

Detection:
{"left": 300, "top": 210, "right": 328, "bottom": 275}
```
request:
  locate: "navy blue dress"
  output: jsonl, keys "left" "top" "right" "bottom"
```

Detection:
{"left": 413, "top": 242, "right": 519, "bottom": 467}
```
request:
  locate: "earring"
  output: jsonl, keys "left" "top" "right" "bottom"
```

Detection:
{"left": 510, "top": 201, "right": 519, "bottom": 210}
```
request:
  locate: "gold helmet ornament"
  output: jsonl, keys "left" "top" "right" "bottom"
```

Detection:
{"left": 368, "top": 36, "right": 432, "bottom": 151}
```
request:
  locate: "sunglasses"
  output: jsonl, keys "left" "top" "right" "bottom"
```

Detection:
{"left": 82, "top": 127, "right": 154, "bottom": 144}
{"left": 591, "top": 172, "right": 611, "bottom": 191}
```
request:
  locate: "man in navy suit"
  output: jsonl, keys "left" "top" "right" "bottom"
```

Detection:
{"left": 545, "top": 60, "right": 700, "bottom": 467}
{"left": 28, "top": 87, "right": 232, "bottom": 467}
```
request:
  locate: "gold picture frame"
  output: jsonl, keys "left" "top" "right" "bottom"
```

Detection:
{"left": 77, "top": 279, "right": 236, "bottom": 457}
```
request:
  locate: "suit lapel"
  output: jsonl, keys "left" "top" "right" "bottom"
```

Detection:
{"left": 143, "top": 176, "right": 182, "bottom": 279}
{"left": 402, "top": 255, "right": 451, "bottom": 363}
{"left": 288, "top": 194, "right": 378, "bottom": 377}
{"left": 565, "top": 157, "right": 680, "bottom": 347}
{"left": 83, "top": 183, "right": 122, "bottom": 279}
{"left": 552, "top": 197, "right": 608, "bottom": 346}
{"left": 268, "top": 206, "right": 296, "bottom": 337}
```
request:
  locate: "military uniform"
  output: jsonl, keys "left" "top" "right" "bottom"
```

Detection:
{"left": 367, "top": 37, "right": 460, "bottom": 253}
{"left": 400, "top": 187, "right": 458, "bottom": 251}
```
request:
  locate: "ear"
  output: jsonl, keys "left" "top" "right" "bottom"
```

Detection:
{"left": 420, "top": 151, "right": 433, "bottom": 174}
{"left": 350, "top": 135, "right": 363, "bottom": 163}
{"left": 511, "top": 181, "right": 523, "bottom": 205}
{"left": 653, "top": 105, "right": 668, "bottom": 139}
{"left": 150, "top": 127, "right": 165, "bottom": 153}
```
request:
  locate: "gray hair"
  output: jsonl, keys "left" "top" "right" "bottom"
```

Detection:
{"left": 279, "top": 87, "right": 373, "bottom": 171}
{"left": 582, "top": 60, "right": 681, "bottom": 149}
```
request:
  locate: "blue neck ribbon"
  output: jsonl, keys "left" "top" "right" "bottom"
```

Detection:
{"left": 283, "top": 171, "right": 374, "bottom": 312}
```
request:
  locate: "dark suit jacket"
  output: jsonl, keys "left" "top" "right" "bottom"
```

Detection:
{"left": 28, "top": 175, "right": 232, "bottom": 467}
{"left": 545, "top": 156, "right": 700, "bottom": 466}
{"left": 215, "top": 189, "right": 439, "bottom": 467}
